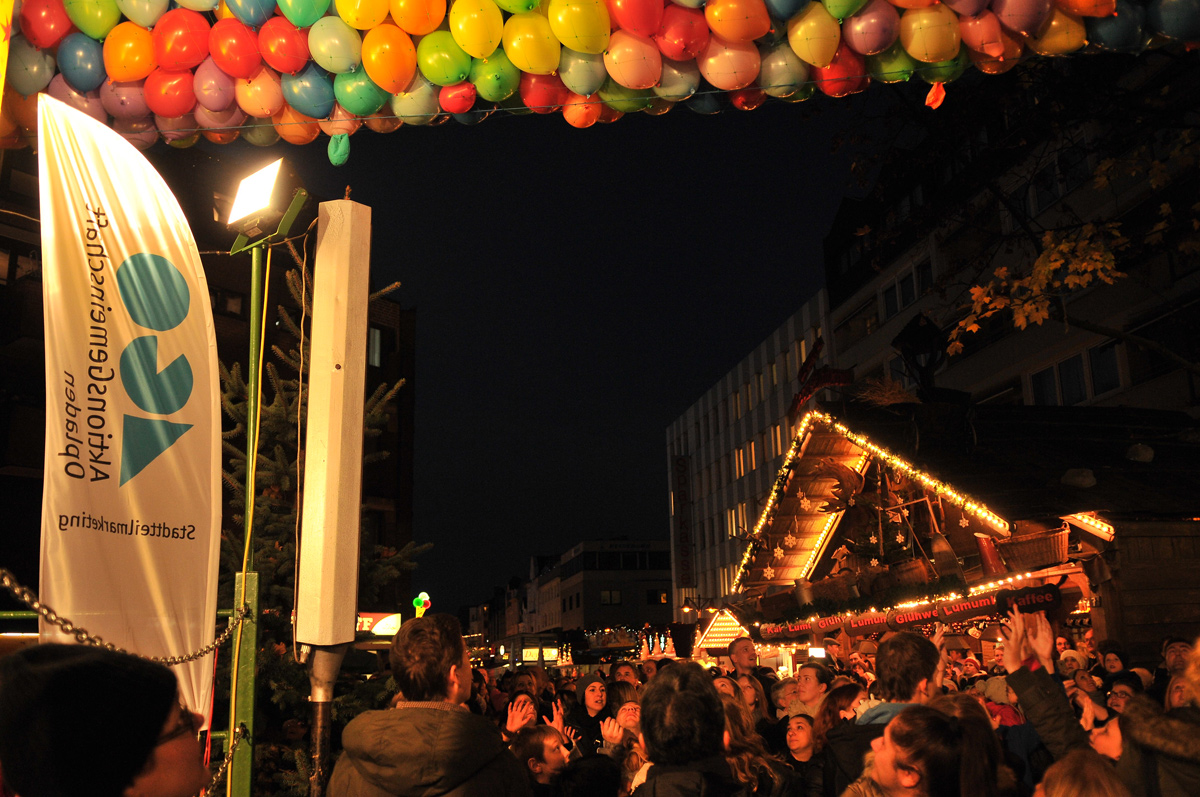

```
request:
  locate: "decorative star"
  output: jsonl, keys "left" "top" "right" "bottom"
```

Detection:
{"left": 869, "top": 535, "right": 878, "bottom": 544}
{"left": 896, "top": 532, "right": 906, "bottom": 544}
{"left": 784, "top": 534, "right": 798, "bottom": 548}
{"left": 799, "top": 497, "right": 812, "bottom": 511}
{"left": 763, "top": 566, "right": 776, "bottom": 580}
{"left": 773, "top": 546, "right": 785, "bottom": 560}
{"left": 959, "top": 516, "right": 970, "bottom": 528}
{"left": 901, "top": 508, "right": 909, "bottom": 517}
{"left": 870, "top": 558, "right": 880, "bottom": 567}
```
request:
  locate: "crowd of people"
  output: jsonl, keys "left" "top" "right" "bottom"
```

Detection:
{"left": 0, "top": 611, "right": 1197, "bottom": 797}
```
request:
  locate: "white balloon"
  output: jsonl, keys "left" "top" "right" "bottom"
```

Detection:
{"left": 391, "top": 72, "right": 440, "bottom": 125}
{"left": 653, "top": 57, "right": 699, "bottom": 101}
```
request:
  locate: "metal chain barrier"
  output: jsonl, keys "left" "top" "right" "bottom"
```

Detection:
{"left": 204, "top": 724, "right": 247, "bottom": 795}
{"left": 0, "top": 567, "right": 247, "bottom": 665}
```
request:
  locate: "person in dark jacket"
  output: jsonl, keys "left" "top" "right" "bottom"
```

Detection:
{"left": 566, "top": 673, "right": 613, "bottom": 756}
{"left": 632, "top": 662, "right": 741, "bottom": 797}
{"left": 781, "top": 714, "right": 823, "bottom": 797}
{"left": 328, "top": 614, "right": 532, "bottom": 797}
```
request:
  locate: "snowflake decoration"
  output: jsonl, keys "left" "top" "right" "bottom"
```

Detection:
{"left": 763, "top": 566, "right": 776, "bottom": 580}
{"left": 799, "top": 497, "right": 813, "bottom": 511}
{"left": 901, "top": 508, "right": 909, "bottom": 517}
{"left": 959, "top": 516, "right": 970, "bottom": 528}
{"left": 869, "top": 535, "right": 878, "bottom": 544}
{"left": 896, "top": 532, "right": 906, "bottom": 544}
{"left": 870, "top": 558, "right": 880, "bottom": 567}
{"left": 773, "top": 546, "right": 785, "bottom": 561}
{"left": 784, "top": 534, "right": 798, "bottom": 548}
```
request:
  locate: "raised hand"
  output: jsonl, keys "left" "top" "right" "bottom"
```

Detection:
{"left": 601, "top": 717, "right": 625, "bottom": 745}
{"left": 506, "top": 701, "right": 536, "bottom": 734}
{"left": 1027, "top": 611, "right": 1055, "bottom": 672}
{"left": 548, "top": 699, "right": 566, "bottom": 736}
{"left": 1000, "top": 609, "right": 1029, "bottom": 674}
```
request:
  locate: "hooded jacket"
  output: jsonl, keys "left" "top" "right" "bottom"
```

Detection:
{"left": 631, "top": 755, "right": 742, "bottom": 797}
{"left": 328, "top": 701, "right": 533, "bottom": 797}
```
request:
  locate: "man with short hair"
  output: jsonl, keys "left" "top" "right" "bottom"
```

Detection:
{"left": 823, "top": 631, "right": 942, "bottom": 796}
{"left": 727, "top": 637, "right": 775, "bottom": 716}
{"left": 611, "top": 661, "right": 639, "bottom": 686}
{"left": 510, "top": 726, "right": 570, "bottom": 796}
{"left": 823, "top": 637, "right": 846, "bottom": 673}
{"left": 1148, "top": 637, "right": 1194, "bottom": 704}
{"left": 632, "top": 662, "right": 738, "bottom": 795}
{"left": 330, "top": 614, "right": 532, "bottom": 796}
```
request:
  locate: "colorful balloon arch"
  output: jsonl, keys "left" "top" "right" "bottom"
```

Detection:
{"left": 3, "top": 0, "right": 1199, "bottom": 156}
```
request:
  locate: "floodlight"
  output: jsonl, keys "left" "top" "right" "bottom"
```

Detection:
{"left": 227, "top": 158, "right": 309, "bottom": 250}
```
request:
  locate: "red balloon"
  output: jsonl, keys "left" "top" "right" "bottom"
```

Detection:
{"left": 729, "top": 84, "right": 765, "bottom": 110}
{"left": 654, "top": 5, "right": 709, "bottom": 60}
{"left": 154, "top": 9, "right": 211, "bottom": 72}
{"left": 209, "top": 18, "right": 262, "bottom": 79}
{"left": 439, "top": 81, "right": 476, "bottom": 113}
{"left": 19, "top": 0, "right": 76, "bottom": 49}
{"left": 203, "top": 128, "right": 241, "bottom": 144}
{"left": 813, "top": 42, "right": 869, "bottom": 97}
{"left": 144, "top": 68, "right": 198, "bottom": 117}
{"left": 259, "top": 17, "right": 309, "bottom": 75}
{"left": 607, "top": 0, "right": 665, "bottom": 37}
{"left": 597, "top": 104, "right": 624, "bottom": 123}
{"left": 519, "top": 72, "right": 566, "bottom": 114}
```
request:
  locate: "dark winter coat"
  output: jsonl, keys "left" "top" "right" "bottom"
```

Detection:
{"left": 565, "top": 704, "right": 612, "bottom": 757}
{"left": 632, "top": 755, "right": 742, "bottom": 797}
{"left": 818, "top": 705, "right": 913, "bottom": 797}
{"left": 780, "top": 753, "right": 823, "bottom": 797}
{"left": 328, "top": 701, "right": 533, "bottom": 797}
{"left": 1008, "top": 665, "right": 1200, "bottom": 797}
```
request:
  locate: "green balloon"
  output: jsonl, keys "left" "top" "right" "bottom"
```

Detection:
{"left": 167, "top": 131, "right": 202, "bottom": 149}
{"left": 598, "top": 78, "right": 652, "bottom": 113}
{"left": 821, "top": 0, "right": 867, "bottom": 21}
{"left": 493, "top": 0, "right": 538, "bottom": 13}
{"left": 470, "top": 52, "right": 520, "bottom": 102}
{"left": 279, "top": 0, "right": 331, "bottom": 28}
{"left": 417, "top": 31, "right": 473, "bottom": 87}
{"left": 497, "top": 95, "right": 534, "bottom": 115}
{"left": 920, "top": 49, "right": 969, "bottom": 85}
{"left": 335, "top": 70, "right": 390, "bottom": 115}
{"left": 779, "top": 83, "right": 816, "bottom": 102}
{"left": 63, "top": 0, "right": 121, "bottom": 40}
{"left": 867, "top": 41, "right": 915, "bottom": 84}
{"left": 243, "top": 119, "right": 281, "bottom": 147}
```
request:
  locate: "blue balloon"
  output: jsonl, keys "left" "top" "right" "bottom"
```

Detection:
{"left": 764, "top": 0, "right": 809, "bottom": 22}
{"left": 452, "top": 101, "right": 496, "bottom": 125}
{"left": 1146, "top": 0, "right": 1200, "bottom": 39}
{"left": 225, "top": 0, "right": 275, "bottom": 26}
{"left": 282, "top": 63, "right": 336, "bottom": 119}
{"left": 6, "top": 34, "right": 56, "bottom": 96}
{"left": 1086, "top": 0, "right": 1145, "bottom": 51}
{"left": 57, "top": 32, "right": 107, "bottom": 92}
{"left": 685, "top": 86, "right": 725, "bottom": 115}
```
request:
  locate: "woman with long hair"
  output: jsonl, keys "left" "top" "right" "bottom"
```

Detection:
{"left": 842, "top": 703, "right": 1003, "bottom": 797}
{"left": 720, "top": 693, "right": 796, "bottom": 796}
{"left": 812, "top": 683, "right": 866, "bottom": 754}
{"left": 739, "top": 673, "right": 770, "bottom": 725}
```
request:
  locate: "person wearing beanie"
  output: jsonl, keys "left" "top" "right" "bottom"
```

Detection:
{"left": 564, "top": 672, "right": 612, "bottom": 757}
{"left": 0, "top": 644, "right": 209, "bottom": 797}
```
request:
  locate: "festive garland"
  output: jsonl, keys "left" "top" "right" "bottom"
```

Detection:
{"left": 4, "top": 0, "right": 1197, "bottom": 159}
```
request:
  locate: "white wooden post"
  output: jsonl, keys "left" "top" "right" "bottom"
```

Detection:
{"left": 296, "top": 200, "right": 371, "bottom": 646}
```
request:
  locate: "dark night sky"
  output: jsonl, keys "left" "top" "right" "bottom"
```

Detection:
{"left": 202, "top": 94, "right": 873, "bottom": 612}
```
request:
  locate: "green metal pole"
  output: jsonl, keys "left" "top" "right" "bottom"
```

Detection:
{"left": 245, "top": 242, "right": 265, "bottom": 507}
{"left": 228, "top": 572, "right": 259, "bottom": 797}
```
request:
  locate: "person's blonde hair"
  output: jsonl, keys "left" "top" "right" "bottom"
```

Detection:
{"left": 720, "top": 694, "right": 783, "bottom": 790}
{"left": 1039, "top": 749, "right": 1131, "bottom": 797}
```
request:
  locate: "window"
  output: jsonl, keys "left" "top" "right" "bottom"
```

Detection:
{"left": 835, "top": 297, "right": 880, "bottom": 350}
{"left": 368, "top": 327, "right": 383, "bottom": 367}
{"left": 647, "top": 589, "right": 668, "bottom": 605}
{"left": 770, "top": 362, "right": 778, "bottom": 386}
{"left": 734, "top": 448, "right": 745, "bottom": 479}
{"left": 1029, "top": 345, "right": 1123, "bottom": 406}
{"left": 772, "top": 424, "right": 783, "bottom": 458}
{"left": 747, "top": 441, "right": 756, "bottom": 471}
{"left": 756, "top": 373, "right": 764, "bottom": 400}
{"left": 882, "top": 260, "right": 932, "bottom": 320}
{"left": 600, "top": 590, "right": 621, "bottom": 605}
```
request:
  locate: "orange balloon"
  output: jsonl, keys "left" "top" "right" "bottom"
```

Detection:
{"left": 705, "top": 0, "right": 772, "bottom": 43}
{"left": 1054, "top": 0, "right": 1114, "bottom": 16}
{"left": 562, "top": 90, "right": 602, "bottom": 127}
{"left": 203, "top": 128, "right": 241, "bottom": 143}
{"left": 887, "top": 0, "right": 935, "bottom": 8}
{"left": 216, "top": 0, "right": 236, "bottom": 19}
{"left": 319, "top": 103, "right": 363, "bottom": 136}
{"left": 697, "top": 33, "right": 761, "bottom": 90}
{"left": 104, "top": 22, "right": 158, "bottom": 82}
{"left": 363, "top": 22, "right": 418, "bottom": 93}
{"left": 4, "top": 89, "right": 39, "bottom": 131}
{"left": 1026, "top": 7, "right": 1085, "bottom": 54}
{"left": 365, "top": 109, "right": 404, "bottom": 132}
{"left": 391, "top": 0, "right": 446, "bottom": 34}
{"left": 274, "top": 104, "right": 322, "bottom": 143}
{"left": 966, "top": 27, "right": 1022, "bottom": 73}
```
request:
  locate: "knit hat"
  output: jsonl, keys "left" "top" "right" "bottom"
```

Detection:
{"left": 983, "top": 675, "right": 1010, "bottom": 705}
{"left": 0, "top": 644, "right": 177, "bottom": 797}
{"left": 576, "top": 672, "right": 607, "bottom": 696}
{"left": 1059, "top": 650, "right": 1087, "bottom": 670}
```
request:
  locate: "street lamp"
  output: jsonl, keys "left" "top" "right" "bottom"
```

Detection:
{"left": 681, "top": 597, "right": 717, "bottom": 614}
{"left": 225, "top": 158, "right": 309, "bottom": 797}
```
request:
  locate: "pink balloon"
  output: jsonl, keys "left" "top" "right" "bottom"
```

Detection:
{"left": 959, "top": 10, "right": 1006, "bottom": 56}
{"left": 46, "top": 75, "right": 106, "bottom": 123}
{"left": 318, "top": 103, "right": 361, "bottom": 136}
{"left": 843, "top": 0, "right": 899, "bottom": 55}
{"left": 194, "top": 103, "right": 247, "bottom": 128}
{"left": 235, "top": 64, "right": 284, "bottom": 118}
{"left": 990, "top": 0, "right": 1052, "bottom": 37}
{"left": 112, "top": 116, "right": 159, "bottom": 150}
{"left": 943, "top": 0, "right": 988, "bottom": 15}
{"left": 696, "top": 33, "right": 759, "bottom": 90}
{"left": 813, "top": 41, "right": 869, "bottom": 97}
{"left": 101, "top": 79, "right": 150, "bottom": 119}
{"left": 194, "top": 56, "right": 236, "bottom": 111}
{"left": 155, "top": 113, "right": 198, "bottom": 142}
{"left": 604, "top": 29, "right": 663, "bottom": 89}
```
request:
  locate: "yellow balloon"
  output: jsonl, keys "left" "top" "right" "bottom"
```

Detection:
{"left": 786, "top": 3, "right": 840, "bottom": 68}
{"left": 898, "top": 4, "right": 961, "bottom": 63}
{"left": 1027, "top": 8, "right": 1086, "bottom": 55}
{"left": 502, "top": 12, "right": 561, "bottom": 74}
{"left": 450, "top": 0, "right": 504, "bottom": 57}
{"left": 547, "top": 0, "right": 610, "bottom": 55}
{"left": 339, "top": 0, "right": 391, "bottom": 29}
{"left": 215, "top": 0, "right": 235, "bottom": 19}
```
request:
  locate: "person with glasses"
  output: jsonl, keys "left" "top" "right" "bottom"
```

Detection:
{"left": 0, "top": 644, "right": 210, "bottom": 797}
